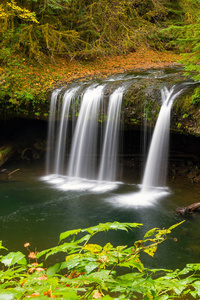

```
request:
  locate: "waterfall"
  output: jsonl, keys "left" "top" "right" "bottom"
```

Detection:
{"left": 110, "top": 83, "right": 193, "bottom": 207}
{"left": 98, "top": 86, "right": 124, "bottom": 181}
{"left": 45, "top": 88, "right": 61, "bottom": 175}
{"left": 54, "top": 87, "right": 79, "bottom": 175}
{"left": 44, "top": 75, "right": 198, "bottom": 199}
{"left": 67, "top": 84, "right": 105, "bottom": 179}
{"left": 44, "top": 82, "right": 125, "bottom": 189}
{"left": 45, "top": 87, "right": 79, "bottom": 175}
{"left": 141, "top": 85, "right": 187, "bottom": 192}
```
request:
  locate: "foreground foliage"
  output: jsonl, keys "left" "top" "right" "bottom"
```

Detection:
{"left": 1, "top": 221, "right": 200, "bottom": 299}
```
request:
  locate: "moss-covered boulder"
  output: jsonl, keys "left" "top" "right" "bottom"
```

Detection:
{"left": 0, "top": 145, "right": 16, "bottom": 167}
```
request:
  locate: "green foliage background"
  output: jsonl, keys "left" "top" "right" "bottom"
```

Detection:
{"left": 0, "top": 0, "right": 175, "bottom": 61}
{"left": 163, "top": 0, "right": 200, "bottom": 82}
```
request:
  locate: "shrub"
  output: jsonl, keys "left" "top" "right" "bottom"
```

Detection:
{"left": 1, "top": 221, "right": 200, "bottom": 299}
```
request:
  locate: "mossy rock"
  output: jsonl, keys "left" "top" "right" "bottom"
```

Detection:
{"left": 0, "top": 145, "right": 16, "bottom": 167}
{"left": 1, "top": 66, "right": 200, "bottom": 135}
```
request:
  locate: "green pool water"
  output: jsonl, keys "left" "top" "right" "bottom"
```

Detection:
{"left": 0, "top": 159, "right": 200, "bottom": 271}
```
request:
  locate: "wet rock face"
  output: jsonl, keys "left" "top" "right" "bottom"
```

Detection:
{"left": 122, "top": 70, "right": 200, "bottom": 136}
{"left": 87, "top": 67, "right": 199, "bottom": 136}
{"left": 0, "top": 67, "right": 200, "bottom": 171}
{"left": 0, "top": 66, "right": 199, "bottom": 136}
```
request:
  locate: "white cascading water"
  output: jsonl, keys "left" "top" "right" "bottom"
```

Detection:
{"left": 113, "top": 84, "right": 188, "bottom": 207}
{"left": 67, "top": 84, "right": 105, "bottom": 180}
{"left": 44, "top": 79, "right": 192, "bottom": 197}
{"left": 45, "top": 88, "right": 61, "bottom": 175}
{"left": 98, "top": 86, "right": 124, "bottom": 181}
{"left": 44, "top": 83, "right": 126, "bottom": 191}
{"left": 141, "top": 86, "right": 182, "bottom": 192}
{"left": 54, "top": 87, "right": 79, "bottom": 175}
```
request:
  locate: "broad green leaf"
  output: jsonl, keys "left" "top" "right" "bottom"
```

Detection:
{"left": 81, "top": 270, "right": 116, "bottom": 284}
{"left": 54, "top": 289, "right": 78, "bottom": 299}
{"left": 191, "top": 290, "right": 198, "bottom": 298}
{"left": 115, "top": 272, "right": 147, "bottom": 294}
{"left": 148, "top": 268, "right": 173, "bottom": 274}
{"left": 119, "top": 258, "right": 144, "bottom": 272}
{"left": 192, "top": 281, "right": 200, "bottom": 296}
{"left": 61, "top": 251, "right": 97, "bottom": 271}
{"left": 85, "top": 261, "right": 99, "bottom": 274}
{"left": 0, "top": 292, "right": 15, "bottom": 300}
{"left": 36, "top": 248, "right": 50, "bottom": 259}
{"left": 82, "top": 222, "right": 142, "bottom": 234}
{"left": 1, "top": 252, "right": 26, "bottom": 266}
{"left": 47, "top": 263, "right": 61, "bottom": 276}
{"left": 0, "top": 241, "right": 8, "bottom": 251}
{"left": 116, "top": 245, "right": 128, "bottom": 252}
{"left": 157, "top": 270, "right": 179, "bottom": 281}
{"left": 117, "top": 272, "right": 144, "bottom": 282}
{"left": 37, "top": 242, "right": 81, "bottom": 260}
{"left": 75, "top": 234, "right": 91, "bottom": 245}
{"left": 103, "top": 243, "right": 113, "bottom": 252}
{"left": 155, "top": 277, "right": 187, "bottom": 296}
{"left": 59, "top": 228, "right": 82, "bottom": 242}
{"left": 185, "top": 263, "right": 200, "bottom": 271}
{"left": 156, "top": 296, "right": 169, "bottom": 300}
{"left": 178, "top": 266, "right": 192, "bottom": 276}
{"left": 65, "top": 254, "right": 83, "bottom": 270}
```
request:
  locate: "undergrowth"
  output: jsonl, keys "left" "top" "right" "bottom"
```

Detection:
{"left": 1, "top": 221, "right": 200, "bottom": 299}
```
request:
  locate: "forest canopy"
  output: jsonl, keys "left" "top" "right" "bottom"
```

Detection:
{"left": 0, "top": 0, "right": 184, "bottom": 63}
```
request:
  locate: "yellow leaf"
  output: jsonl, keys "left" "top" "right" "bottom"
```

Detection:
{"left": 144, "top": 246, "right": 157, "bottom": 257}
{"left": 84, "top": 244, "right": 102, "bottom": 253}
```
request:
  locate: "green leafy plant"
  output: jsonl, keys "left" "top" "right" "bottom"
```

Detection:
{"left": 182, "top": 113, "right": 188, "bottom": 119}
{"left": 162, "top": 0, "right": 200, "bottom": 81}
{"left": 0, "top": 0, "right": 174, "bottom": 63}
{"left": 191, "top": 87, "right": 200, "bottom": 105}
{"left": 1, "top": 221, "right": 200, "bottom": 299}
